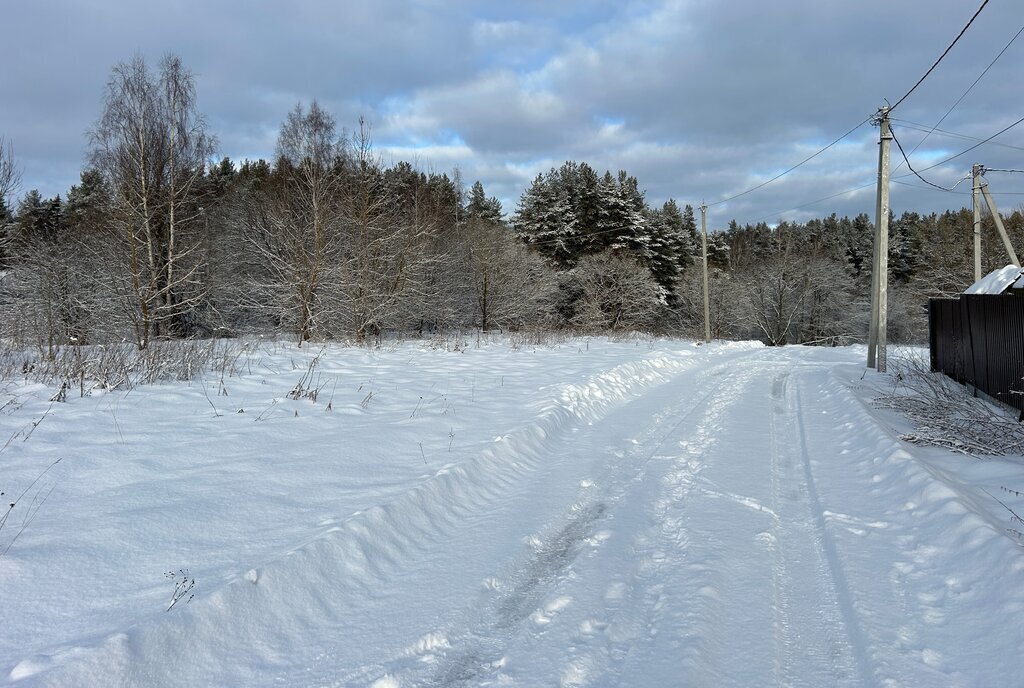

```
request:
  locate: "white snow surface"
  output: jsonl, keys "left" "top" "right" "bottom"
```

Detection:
{"left": 3, "top": 337, "right": 1024, "bottom": 687}
{"left": 963, "top": 264, "right": 1024, "bottom": 295}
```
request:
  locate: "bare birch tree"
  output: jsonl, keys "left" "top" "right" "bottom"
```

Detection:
{"left": 242, "top": 101, "right": 347, "bottom": 343}
{"left": 89, "top": 54, "right": 215, "bottom": 347}
{"left": 337, "top": 120, "right": 430, "bottom": 340}
{"left": 0, "top": 137, "right": 19, "bottom": 205}
{"left": 0, "top": 138, "right": 21, "bottom": 266}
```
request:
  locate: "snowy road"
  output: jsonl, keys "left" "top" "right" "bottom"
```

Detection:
{"left": 3, "top": 341, "right": 1024, "bottom": 686}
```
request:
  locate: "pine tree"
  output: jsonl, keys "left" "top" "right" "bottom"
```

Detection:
{"left": 466, "top": 181, "right": 502, "bottom": 224}
{"left": 65, "top": 169, "right": 109, "bottom": 236}
{"left": 572, "top": 163, "right": 602, "bottom": 252}
{"left": 12, "top": 190, "right": 62, "bottom": 244}
{"left": 614, "top": 171, "right": 650, "bottom": 258}
{"left": 707, "top": 232, "right": 730, "bottom": 269}
{"left": 596, "top": 171, "right": 633, "bottom": 253}
{"left": 205, "top": 157, "right": 237, "bottom": 198}
{"left": 514, "top": 171, "right": 580, "bottom": 267}
{"left": 238, "top": 159, "right": 272, "bottom": 186}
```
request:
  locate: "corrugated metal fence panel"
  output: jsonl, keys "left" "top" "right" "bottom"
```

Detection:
{"left": 929, "top": 295, "right": 1024, "bottom": 417}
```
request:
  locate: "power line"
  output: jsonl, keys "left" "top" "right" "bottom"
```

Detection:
{"left": 706, "top": 114, "right": 873, "bottom": 208}
{"left": 892, "top": 179, "right": 949, "bottom": 193}
{"left": 890, "top": 119, "right": 1024, "bottom": 153}
{"left": 983, "top": 168, "right": 1024, "bottom": 174}
{"left": 700, "top": 1, "right": 997, "bottom": 217}
{"left": 753, "top": 178, "right": 1024, "bottom": 222}
{"left": 695, "top": 1, "right": 1004, "bottom": 226}
{"left": 520, "top": 111, "right": 1024, "bottom": 236}
{"left": 890, "top": 125, "right": 969, "bottom": 192}
{"left": 892, "top": 22, "right": 1024, "bottom": 173}
{"left": 750, "top": 181, "right": 877, "bottom": 224}
{"left": 889, "top": 0, "right": 990, "bottom": 112}
{"left": 740, "top": 173, "right": 1024, "bottom": 224}
{"left": 748, "top": 113, "right": 1024, "bottom": 223}
{"left": 892, "top": 179, "right": 1024, "bottom": 195}
{"left": 695, "top": 3, "right": 1011, "bottom": 227}
{"left": 894, "top": 113, "right": 1024, "bottom": 177}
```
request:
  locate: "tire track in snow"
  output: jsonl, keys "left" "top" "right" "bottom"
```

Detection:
{"left": 768, "top": 371, "right": 798, "bottom": 686}
{"left": 420, "top": 500, "right": 609, "bottom": 687}
{"left": 386, "top": 357, "right": 759, "bottom": 688}
{"left": 650, "top": 358, "right": 780, "bottom": 685}
{"left": 767, "top": 369, "right": 868, "bottom": 686}
{"left": 566, "top": 359, "right": 764, "bottom": 686}
{"left": 586, "top": 355, "right": 870, "bottom": 686}
{"left": 367, "top": 348, "right": 1024, "bottom": 687}
{"left": 788, "top": 370, "right": 878, "bottom": 686}
{"left": 568, "top": 361, "right": 758, "bottom": 686}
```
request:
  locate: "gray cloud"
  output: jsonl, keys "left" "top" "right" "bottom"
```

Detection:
{"left": 2, "top": 0, "right": 1022, "bottom": 226}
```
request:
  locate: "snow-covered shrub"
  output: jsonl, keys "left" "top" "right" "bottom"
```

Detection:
{"left": 874, "top": 351, "right": 1024, "bottom": 456}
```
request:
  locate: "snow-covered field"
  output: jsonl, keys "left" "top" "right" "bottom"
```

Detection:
{"left": 2, "top": 337, "right": 1024, "bottom": 687}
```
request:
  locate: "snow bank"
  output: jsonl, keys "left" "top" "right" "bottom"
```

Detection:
{"left": 0, "top": 337, "right": 758, "bottom": 685}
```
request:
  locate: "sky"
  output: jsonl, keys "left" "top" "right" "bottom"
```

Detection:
{"left": 2, "top": 0, "right": 1023, "bottom": 227}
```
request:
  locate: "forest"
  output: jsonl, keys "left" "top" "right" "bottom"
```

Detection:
{"left": 1, "top": 55, "right": 1022, "bottom": 351}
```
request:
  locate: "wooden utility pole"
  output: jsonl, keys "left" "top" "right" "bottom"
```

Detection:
{"left": 867, "top": 106, "right": 892, "bottom": 372}
{"left": 972, "top": 163, "right": 983, "bottom": 281}
{"left": 700, "top": 203, "right": 711, "bottom": 343}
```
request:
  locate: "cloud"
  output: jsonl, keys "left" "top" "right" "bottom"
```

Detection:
{"left": 2, "top": 0, "right": 1022, "bottom": 226}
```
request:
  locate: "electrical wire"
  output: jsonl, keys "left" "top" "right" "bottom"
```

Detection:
{"left": 890, "top": 126, "right": 969, "bottom": 192}
{"left": 749, "top": 181, "right": 877, "bottom": 224}
{"left": 892, "top": 179, "right": 1018, "bottom": 194}
{"left": 691, "top": 1, "right": 1008, "bottom": 226}
{"left": 705, "top": 114, "right": 874, "bottom": 208}
{"left": 892, "top": 179, "right": 951, "bottom": 193}
{"left": 890, "top": 119, "right": 1024, "bottom": 153}
{"left": 745, "top": 111, "right": 1024, "bottom": 223}
{"left": 889, "top": 0, "right": 990, "bottom": 112}
{"left": 895, "top": 179, "right": 1024, "bottom": 196}
{"left": 983, "top": 168, "right": 1024, "bottom": 174}
{"left": 698, "top": 1, "right": 999, "bottom": 217}
{"left": 892, "top": 22, "right": 1024, "bottom": 173}
{"left": 751, "top": 177, "right": 1024, "bottom": 223}
{"left": 894, "top": 113, "right": 1024, "bottom": 178}
{"left": 519, "top": 111, "right": 1022, "bottom": 238}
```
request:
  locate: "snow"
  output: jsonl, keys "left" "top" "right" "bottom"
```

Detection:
{"left": 3, "top": 338, "right": 1024, "bottom": 686}
{"left": 963, "top": 264, "right": 1024, "bottom": 295}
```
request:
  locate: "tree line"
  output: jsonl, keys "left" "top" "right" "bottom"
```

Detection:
{"left": 1, "top": 54, "right": 1021, "bottom": 351}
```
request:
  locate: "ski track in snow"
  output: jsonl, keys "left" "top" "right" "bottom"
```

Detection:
{"left": 3, "top": 341, "right": 1024, "bottom": 687}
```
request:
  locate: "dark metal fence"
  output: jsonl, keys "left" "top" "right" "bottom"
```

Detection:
{"left": 929, "top": 295, "right": 1024, "bottom": 418}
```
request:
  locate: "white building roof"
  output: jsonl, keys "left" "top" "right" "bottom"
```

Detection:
{"left": 964, "top": 264, "right": 1024, "bottom": 295}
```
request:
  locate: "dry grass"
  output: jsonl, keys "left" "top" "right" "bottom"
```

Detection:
{"left": 0, "top": 338, "right": 261, "bottom": 395}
